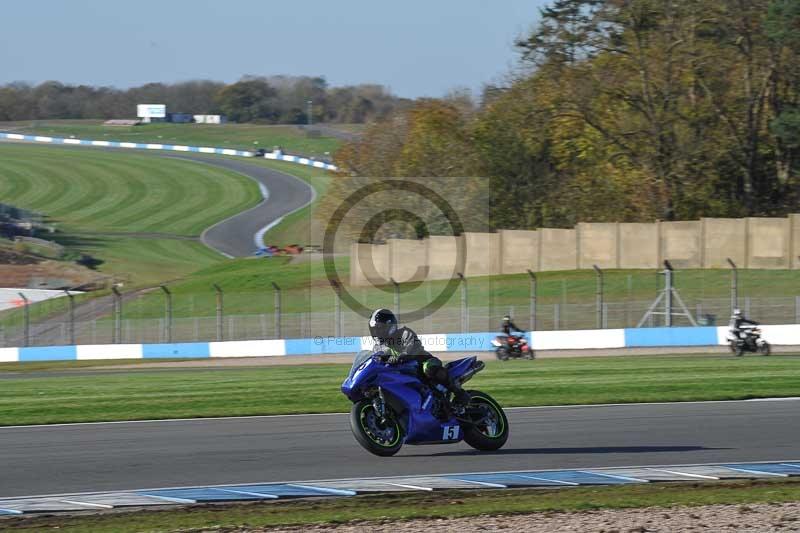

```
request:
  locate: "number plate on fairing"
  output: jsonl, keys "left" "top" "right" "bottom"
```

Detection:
{"left": 442, "top": 425, "right": 460, "bottom": 440}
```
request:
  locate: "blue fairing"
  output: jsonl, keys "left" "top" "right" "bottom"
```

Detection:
{"left": 342, "top": 352, "right": 482, "bottom": 445}
{"left": 446, "top": 356, "right": 479, "bottom": 380}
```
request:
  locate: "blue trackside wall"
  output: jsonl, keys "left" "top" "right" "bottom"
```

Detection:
{"left": 2, "top": 324, "right": 798, "bottom": 362}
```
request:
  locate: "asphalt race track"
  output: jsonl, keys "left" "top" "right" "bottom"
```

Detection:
{"left": 172, "top": 155, "right": 315, "bottom": 257}
{"left": 1, "top": 399, "right": 797, "bottom": 498}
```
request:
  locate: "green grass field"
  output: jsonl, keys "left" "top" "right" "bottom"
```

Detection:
{"left": 113, "top": 251, "right": 800, "bottom": 321}
{"left": 0, "top": 355, "right": 797, "bottom": 426}
{"left": 0, "top": 143, "right": 265, "bottom": 286}
{"left": 1, "top": 120, "right": 342, "bottom": 157}
{"left": 8, "top": 479, "right": 799, "bottom": 532}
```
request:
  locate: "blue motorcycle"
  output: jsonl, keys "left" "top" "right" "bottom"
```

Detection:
{"left": 341, "top": 350, "right": 509, "bottom": 457}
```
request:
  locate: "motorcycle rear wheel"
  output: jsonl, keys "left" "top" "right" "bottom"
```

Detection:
{"left": 350, "top": 400, "right": 403, "bottom": 457}
{"left": 462, "top": 390, "right": 509, "bottom": 451}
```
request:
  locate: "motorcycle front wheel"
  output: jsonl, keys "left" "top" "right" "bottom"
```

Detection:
{"left": 462, "top": 390, "right": 509, "bottom": 451}
{"left": 350, "top": 399, "right": 404, "bottom": 457}
{"left": 759, "top": 341, "right": 771, "bottom": 356}
{"left": 496, "top": 348, "right": 510, "bottom": 361}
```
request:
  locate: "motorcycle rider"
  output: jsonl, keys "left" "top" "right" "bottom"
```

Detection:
{"left": 729, "top": 308, "right": 759, "bottom": 340}
{"left": 369, "top": 308, "right": 470, "bottom": 407}
{"left": 501, "top": 315, "right": 525, "bottom": 353}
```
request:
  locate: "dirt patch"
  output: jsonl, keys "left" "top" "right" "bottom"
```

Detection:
{"left": 0, "top": 247, "right": 40, "bottom": 265}
{"left": 255, "top": 501, "right": 800, "bottom": 532}
{"left": 0, "top": 260, "right": 108, "bottom": 289}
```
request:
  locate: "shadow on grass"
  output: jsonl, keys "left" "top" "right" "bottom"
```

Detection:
{"left": 409, "top": 445, "right": 726, "bottom": 458}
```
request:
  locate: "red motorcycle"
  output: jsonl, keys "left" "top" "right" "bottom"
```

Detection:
{"left": 491, "top": 334, "right": 534, "bottom": 360}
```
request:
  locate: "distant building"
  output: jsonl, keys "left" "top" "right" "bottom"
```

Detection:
{"left": 168, "top": 113, "right": 193, "bottom": 123}
{"left": 137, "top": 104, "right": 167, "bottom": 123}
{"left": 193, "top": 114, "right": 227, "bottom": 124}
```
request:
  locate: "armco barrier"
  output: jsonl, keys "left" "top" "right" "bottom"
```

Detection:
{"left": 1, "top": 325, "right": 798, "bottom": 363}
{"left": 0, "top": 132, "right": 338, "bottom": 171}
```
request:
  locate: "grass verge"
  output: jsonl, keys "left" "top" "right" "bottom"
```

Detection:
{"left": 0, "top": 355, "right": 797, "bottom": 426}
{"left": 3, "top": 478, "right": 800, "bottom": 532}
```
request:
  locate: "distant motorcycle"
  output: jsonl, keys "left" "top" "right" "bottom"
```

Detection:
{"left": 727, "top": 326, "right": 770, "bottom": 357}
{"left": 491, "top": 334, "right": 534, "bottom": 360}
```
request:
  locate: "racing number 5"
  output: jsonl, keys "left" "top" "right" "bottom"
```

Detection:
{"left": 442, "top": 426, "right": 459, "bottom": 440}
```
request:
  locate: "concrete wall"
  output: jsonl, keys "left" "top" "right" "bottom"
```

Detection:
{"left": 702, "top": 218, "right": 746, "bottom": 268}
{"left": 661, "top": 221, "right": 702, "bottom": 268}
{"left": 578, "top": 223, "right": 618, "bottom": 269}
{"left": 499, "top": 230, "right": 539, "bottom": 274}
{"left": 388, "top": 239, "right": 428, "bottom": 283}
{"left": 426, "top": 235, "right": 464, "bottom": 281}
{"left": 748, "top": 217, "right": 791, "bottom": 269}
{"left": 619, "top": 223, "right": 659, "bottom": 268}
{"left": 462, "top": 232, "right": 501, "bottom": 277}
{"left": 350, "top": 242, "right": 390, "bottom": 286}
{"left": 350, "top": 214, "right": 800, "bottom": 286}
{"left": 539, "top": 228, "right": 578, "bottom": 271}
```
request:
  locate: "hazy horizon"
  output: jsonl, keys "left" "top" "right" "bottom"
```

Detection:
{"left": 1, "top": 0, "right": 547, "bottom": 98}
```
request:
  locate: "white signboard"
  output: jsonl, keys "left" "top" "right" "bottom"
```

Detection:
{"left": 0, "top": 289, "right": 82, "bottom": 312}
{"left": 137, "top": 104, "right": 166, "bottom": 118}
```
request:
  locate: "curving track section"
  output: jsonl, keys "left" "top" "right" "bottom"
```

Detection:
{"left": 0, "top": 398, "right": 797, "bottom": 498}
{"left": 0, "top": 139, "right": 317, "bottom": 258}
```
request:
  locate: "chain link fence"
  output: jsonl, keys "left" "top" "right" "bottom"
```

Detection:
{"left": 3, "top": 290, "right": 800, "bottom": 348}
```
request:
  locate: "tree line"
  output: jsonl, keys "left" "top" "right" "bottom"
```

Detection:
{"left": 333, "top": 0, "right": 800, "bottom": 233}
{"left": 0, "top": 75, "right": 411, "bottom": 124}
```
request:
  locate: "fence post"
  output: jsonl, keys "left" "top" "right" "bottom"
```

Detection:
{"left": 331, "top": 280, "right": 342, "bottom": 337}
{"left": 526, "top": 269, "right": 537, "bottom": 331}
{"left": 390, "top": 278, "right": 400, "bottom": 318}
{"left": 18, "top": 292, "right": 29, "bottom": 347}
{"left": 213, "top": 284, "right": 223, "bottom": 342}
{"left": 111, "top": 286, "right": 122, "bottom": 344}
{"left": 64, "top": 289, "right": 75, "bottom": 345}
{"left": 593, "top": 265, "right": 604, "bottom": 329}
{"left": 796, "top": 296, "right": 800, "bottom": 324}
{"left": 457, "top": 273, "right": 467, "bottom": 333}
{"left": 271, "top": 282, "right": 282, "bottom": 339}
{"left": 160, "top": 286, "right": 172, "bottom": 343}
{"left": 727, "top": 258, "right": 738, "bottom": 313}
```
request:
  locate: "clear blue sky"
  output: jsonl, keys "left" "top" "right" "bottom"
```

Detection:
{"left": 0, "top": 0, "right": 547, "bottom": 98}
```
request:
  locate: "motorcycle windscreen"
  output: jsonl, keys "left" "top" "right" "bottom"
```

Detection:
{"left": 348, "top": 349, "right": 377, "bottom": 378}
